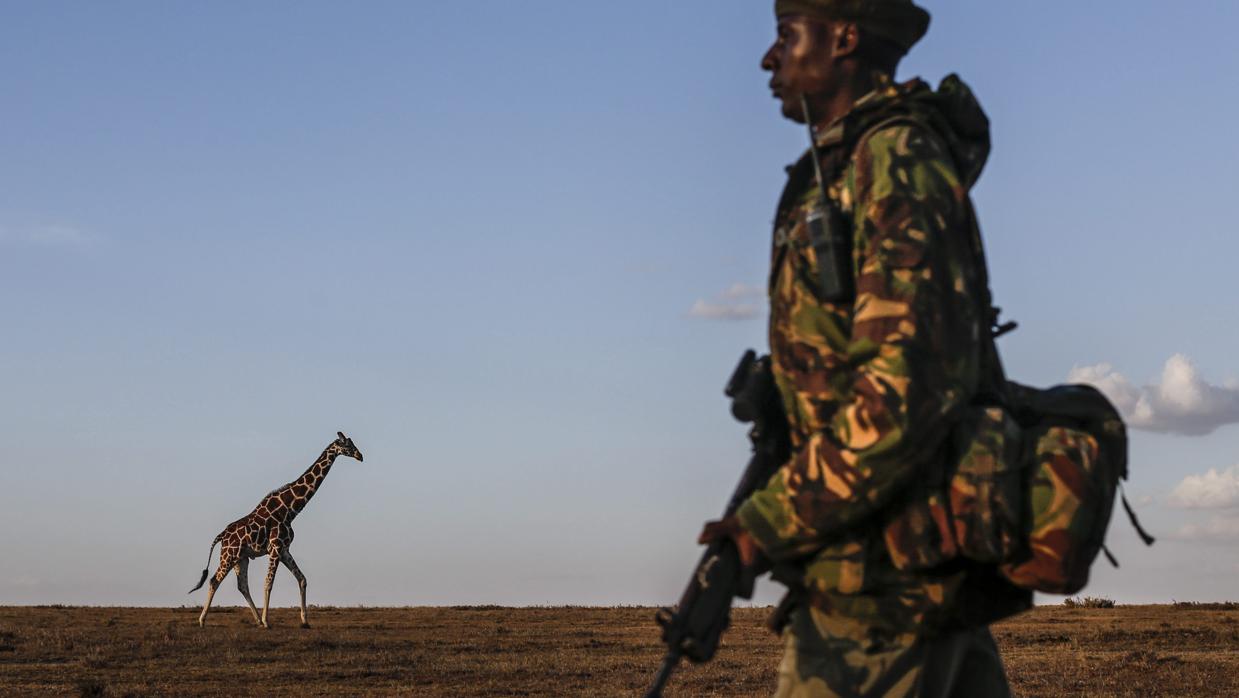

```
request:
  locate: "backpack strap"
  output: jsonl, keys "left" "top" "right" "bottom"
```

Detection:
{"left": 1119, "top": 484, "right": 1157, "bottom": 546}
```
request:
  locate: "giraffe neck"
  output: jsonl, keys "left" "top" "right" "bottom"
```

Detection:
{"left": 286, "top": 449, "right": 338, "bottom": 518}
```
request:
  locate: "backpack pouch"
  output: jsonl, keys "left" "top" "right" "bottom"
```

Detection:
{"left": 947, "top": 405, "right": 1025, "bottom": 564}
{"left": 1000, "top": 424, "right": 1103, "bottom": 594}
{"left": 882, "top": 405, "right": 1023, "bottom": 571}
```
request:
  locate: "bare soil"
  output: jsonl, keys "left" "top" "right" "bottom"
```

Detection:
{"left": 1, "top": 604, "right": 1237, "bottom": 696}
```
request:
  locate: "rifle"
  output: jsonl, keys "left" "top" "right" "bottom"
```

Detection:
{"left": 645, "top": 350, "right": 790, "bottom": 698}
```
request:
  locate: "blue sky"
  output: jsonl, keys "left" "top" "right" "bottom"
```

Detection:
{"left": 3, "top": 1, "right": 1238, "bottom": 607}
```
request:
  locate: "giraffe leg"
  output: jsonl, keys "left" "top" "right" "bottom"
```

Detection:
{"left": 235, "top": 557, "right": 262, "bottom": 625}
{"left": 198, "top": 550, "right": 237, "bottom": 627}
{"left": 260, "top": 553, "right": 279, "bottom": 629}
{"left": 279, "top": 549, "right": 310, "bottom": 629}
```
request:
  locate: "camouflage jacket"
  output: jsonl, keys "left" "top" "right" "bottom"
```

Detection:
{"left": 736, "top": 75, "right": 1027, "bottom": 633}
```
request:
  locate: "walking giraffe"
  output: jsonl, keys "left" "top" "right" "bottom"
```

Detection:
{"left": 189, "top": 431, "right": 363, "bottom": 628}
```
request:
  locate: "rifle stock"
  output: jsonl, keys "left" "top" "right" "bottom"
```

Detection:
{"left": 646, "top": 350, "right": 789, "bottom": 698}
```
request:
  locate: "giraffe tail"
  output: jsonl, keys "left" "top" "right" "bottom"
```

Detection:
{"left": 188, "top": 538, "right": 220, "bottom": 593}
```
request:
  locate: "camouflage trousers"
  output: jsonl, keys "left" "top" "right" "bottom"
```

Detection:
{"left": 773, "top": 606, "right": 1011, "bottom": 698}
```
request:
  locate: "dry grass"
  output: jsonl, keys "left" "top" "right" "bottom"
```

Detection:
{"left": 0, "top": 604, "right": 1237, "bottom": 696}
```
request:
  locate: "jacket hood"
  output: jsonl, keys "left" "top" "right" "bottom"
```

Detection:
{"left": 840, "top": 74, "right": 992, "bottom": 190}
{"left": 921, "top": 74, "right": 991, "bottom": 190}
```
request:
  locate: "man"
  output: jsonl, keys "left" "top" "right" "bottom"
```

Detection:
{"left": 699, "top": 1, "right": 1029, "bottom": 696}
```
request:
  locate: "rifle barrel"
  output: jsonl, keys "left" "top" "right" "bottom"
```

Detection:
{"left": 644, "top": 650, "right": 680, "bottom": 698}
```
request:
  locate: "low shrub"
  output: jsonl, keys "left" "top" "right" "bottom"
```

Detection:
{"left": 1063, "top": 596, "right": 1115, "bottom": 608}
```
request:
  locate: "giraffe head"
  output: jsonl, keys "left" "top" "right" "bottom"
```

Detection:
{"left": 330, "top": 431, "right": 364, "bottom": 462}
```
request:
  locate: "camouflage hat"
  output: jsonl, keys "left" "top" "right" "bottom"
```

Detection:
{"left": 774, "top": 0, "right": 931, "bottom": 54}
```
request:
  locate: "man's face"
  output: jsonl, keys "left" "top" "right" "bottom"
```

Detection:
{"left": 761, "top": 15, "right": 837, "bottom": 123}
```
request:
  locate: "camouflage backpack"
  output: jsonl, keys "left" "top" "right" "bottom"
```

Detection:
{"left": 875, "top": 203, "right": 1155, "bottom": 595}
{"left": 937, "top": 377, "right": 1154, "bottom": 595}
{"left": 936, "top": 166, "right": 1155, "bottom": 595}
{"left": 844, "top": 77, "right": 1156, "bottom": 596}
{"left": 881, "top": 314, "right": 1154, "bottom": 593}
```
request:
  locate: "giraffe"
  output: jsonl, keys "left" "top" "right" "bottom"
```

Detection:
{"left": 189, "top": 431, "right": 363, "bottom": 628}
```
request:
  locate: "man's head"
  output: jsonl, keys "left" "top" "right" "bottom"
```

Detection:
{"left": 762, "top": 0, "right": 930, "bottom": 123}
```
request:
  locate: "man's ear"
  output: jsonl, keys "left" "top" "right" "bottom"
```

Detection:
{"left": 831, "top": 21, "right": 861, "bottom": 59}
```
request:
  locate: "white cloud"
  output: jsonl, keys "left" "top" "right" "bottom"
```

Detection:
{"left": 0, "top": 223, "right": 95, "bottom": 248}
{"left": 688, "top": 283, "right": 765, "bottom": 321}
{"left": 1168, "top": 465, "right": 1239, "bottom": 509}
{"left": 1066, "top": 363, "right": 1141, "bottom": 414}
{"left": 719, "top": 283, "right": 764, "bottom": 300}
{"left": 1172, "top": 515, "right": 1239, "bottom": 541}
{"left": 687, "top": 299, "right": 759, "bottom": 321}
{"left": 1068, "top": 354, "right": 1239, "bottom": 436}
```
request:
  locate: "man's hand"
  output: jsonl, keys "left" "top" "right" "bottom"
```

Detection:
{"left": 698, "top": 515, "right": 763, "bottom": 568}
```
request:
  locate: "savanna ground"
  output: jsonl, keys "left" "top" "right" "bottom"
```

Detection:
{"left": 1, "top": 604, "right": 1237, "bottom": 697}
